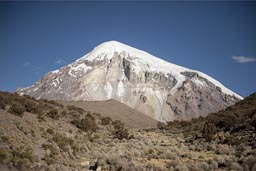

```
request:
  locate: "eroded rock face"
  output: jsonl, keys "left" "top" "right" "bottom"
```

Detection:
{"left": 17, "top": 41, "right": 242, "bottom": 122}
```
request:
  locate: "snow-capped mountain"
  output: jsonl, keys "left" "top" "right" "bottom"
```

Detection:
{"left": 17, "top": 41, "right": 242, "bottom": 122}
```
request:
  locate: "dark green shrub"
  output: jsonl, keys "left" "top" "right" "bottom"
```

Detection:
{"left": 80, "top": 114, "right": 98, "bottom": 132}
{"left": 47, "top": 108, "right": 59, "bottom": 119}
{"left": 101, "top": 116, "right": 112, "bottom": 125}
{"left": 225, "top": 135, "right": 243, "bottom": 145}
{"left": 1, "top": 135, "right": 10, "bottom": 143}
{"left": 8, "top": 103, "right": 26, "bottom": 117}
{"left": 52, "top": 133, "right": 74, "bottom": 151}
{"left": 42, "top": 143, "right": 59, "bottom": 165}
{"left": 46, "top": 128, "right": 54, "bottom": 135}
{"left": 243, "top": 155, "right": 256, "bottom": 171}
{"left": 0, "top": 97, "right": 6, "bottom": 110}
{"left": 67, "top": 105, "right": 84, "bottom": 114}
{"left": 11, "top": 147, "right": 34, "bottom": 170}
{"left": 71, "top": 118, "right": 80, "bottom": 127}
{"left": 112, "top": 120, "right": 129, "bottom": 140}
{"left": 157, "top": 121, "right": 166, "bottom": 129}
{"left": 37, "top": 113, "right": 46, "bottom": 122}
{"left": 0, "top": 148, "right": 8, "bottom": 162}
{"left": 61, "top": 109, "right": 67, "bottom": 116}
{"left": 202, "top": 122, "right": 217, "bottom": 142}
{"left": 22, "top": 99, "right": 42, "bottom": 115}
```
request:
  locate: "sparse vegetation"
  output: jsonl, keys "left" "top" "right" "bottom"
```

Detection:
{"left": 0, "top": 91, "right": 255, "bottom": 171}
{"left": 8, "top": 103, "right": 26, "bottom": 117}
{"left": 10, "top": 147, "right": 35, "bottom": 170}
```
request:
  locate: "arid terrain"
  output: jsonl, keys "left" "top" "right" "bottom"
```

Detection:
{"left": 0, "top": 91, "right": 255, "bottom": 171}
{"left": 58, "top": 100, "right": 157, "bottom": 129}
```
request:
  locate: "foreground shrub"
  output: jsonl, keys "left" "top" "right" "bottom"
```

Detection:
{"left": 101, "top": 116, "right": 112, "bottom": 125}
{"left": 52, "top": 133, "right": 75, "bottom": 152}
{"left": 8, "top": 103, "right": 26, "bottom": 117}
{"left": 202, "top": 122, "right": 217, "bottom": 142}
{"left": 0, "top": 98, "right": 6, "bottom": 109}
{"left": 0, "top": 148, "right": 8, "bottom": 162}
{"left": 80, "top": 114, "right": 98, "bottom": 132}
{"left": 42, "top": 143, "right": 59, "bottom": 165}
{"left": 72, "top": 114, "right": 98, "bottom": 132}
{"left": 112, "top": 120, "right": 129, "bottom": 140}
{"left": 11, "top": 147, "right": 34, "bottom": 170}
{"left": 243, "top": 155, "right": 256, "bottom": 171}
{"left": 47, "top": 108, "right": 59, "bottom": 119}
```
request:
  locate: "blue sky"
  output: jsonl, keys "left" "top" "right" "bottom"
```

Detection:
{"left": 0, "top": 1, "right": 255, "bottom": 97}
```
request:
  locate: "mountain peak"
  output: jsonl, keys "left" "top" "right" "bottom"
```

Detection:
{"left": 79, "top": 40, "right": 154, "bottom": 62}
{"left": 76, "top": 41, "right": 242, "bottom": 100}
{"left": 97, "top": 40, "right": 128, "bottom": 47}
{"left": 17, "top": 41, "right": 243, "bottom": 122}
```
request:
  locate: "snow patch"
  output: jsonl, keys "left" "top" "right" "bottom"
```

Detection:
{"left": 50, "top": 77, "right": 62, "bottom": 88}
{"left": 93, "top": 84, "right": 99, "bottom": 92}
{"left": 155, "top": 90, "right": 164, "bottom": 105}
{"left": 104, "top": 82, "right": 113, "bottom": 99}
{"left": 117, "top": 81, "right": 124, "bottom": 97}
{"left": 33, "top": 87, "right": 39, "bottom": 92}
{"left": 51, "top": 70, "right": 59, "bottom": 74}
{"left": 196, "top": 72, "right": 243, "bottom": 99}
{"left": 68, "top": 63, "right": 92, "bottom": 78}
{"left": 192, "top": 78, "right": 206, "bottom": 88}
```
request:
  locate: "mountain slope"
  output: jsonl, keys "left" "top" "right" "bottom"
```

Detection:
{"left": 58, "top": 100, "right": 157, "bottom": 128}
{"left": 17, "top": 41, "right": 242, "bottom": 122}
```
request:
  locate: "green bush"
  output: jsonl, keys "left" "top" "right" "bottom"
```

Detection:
{"left": 0, "top": 98, "right": 6, "bottom": 110}
{"left": 101, "top": 116, "right": 112, "bottom": 125}
{"left": 157, "top": 121, "right": 166, "bottom": 129}
{"left": 71, "top": 118, "right": 80, "bottom": 128}
{"left": 243, "top": 155, "right": 256, "bottom": 171}
{"left": 0, "top": 148, "right": 8, "bottom": 162}
{"left": 80, "top": 114, "right": 98, "bottom": 132}
{"left": 42, "top": 143, "right": 59, "bottom": 165}
{"left": 47, "top": 108, "right": 59, "bottom": 119}
{"left": 11, "top": 147, "right": 34, "bottom": 170}
{"left": 112, "top": 120, "right": 129, "bottom": 140}
{"left": 202, "top": 122, "right": 217, "bottom": 142}
{"left": 8, "top": 103, "right": 26, "bottom": 117}
{"left": 67, "top": 105, "right": 84, "bottom": 114}
{"left": 22, "top": 99, "right": 36, "bottom": 113}
{"left": 52, "top": 133, "right": 74, "bottom": 151}
{"left": 46, "top": 128, "right": 54, "bottom": 135}
{"left": 37, "top": 113, "right": 46, "bottom": 122}
{"left": 1, "top": 135, "right": 10, "bottom": 143}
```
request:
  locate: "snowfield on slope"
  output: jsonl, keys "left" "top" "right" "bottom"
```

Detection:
{"left": 74, "top": 41, "right": 243, "bottom": 99}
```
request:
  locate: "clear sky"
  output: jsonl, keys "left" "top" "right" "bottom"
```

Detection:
{"left": 0, "top": 1, "right": 255, "bottom": 97}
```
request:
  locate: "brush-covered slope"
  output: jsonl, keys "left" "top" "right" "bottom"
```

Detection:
{"left": 17, "top": 41, "right": 242, "bottom": 122}
{"left": 165, "top": 92, "right": 256, "bottom": 147}
{"left": 0, "top": 92, "right": 255, "bottom": 171}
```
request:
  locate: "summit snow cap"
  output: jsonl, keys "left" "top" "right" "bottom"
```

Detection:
{"left": 76, "top": 40, "right": 242, "bottom": 99}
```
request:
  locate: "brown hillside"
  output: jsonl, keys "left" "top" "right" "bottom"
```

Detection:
{"left": 58, "top": 100, "right": 158, "bottom": 129}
